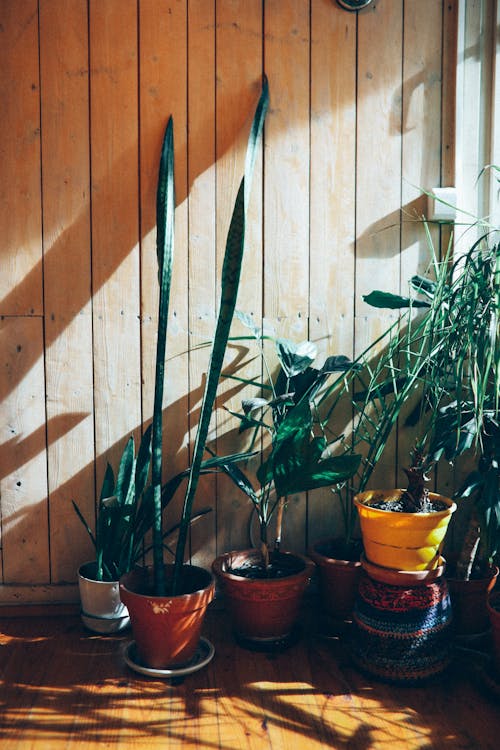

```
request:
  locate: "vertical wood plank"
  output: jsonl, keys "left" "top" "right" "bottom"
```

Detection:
{"left": 307, "top": 0, "right": 357, "bottom": 545}
{"left": 89, "top": 0, "right": 141, "bottom": 486}
{"left": 436, "top": 0, "right": 459, "bottom": 509}
{"left": 213, "top": 0, "right": 264, "bottom": 556}
{"left": 0, "top": 1, "right": 461, "bottom": 598}
{"left": 0, "top": 0, "right": 43, "bottom": 316}
{"left": 442, "top": 0, "right": 458, "bottom": 191}
{"left": 139, "top": 0, "right": 189, "bottom": 564}
{"left": 0, "top": 317, "right": 49, "bottom": 582}
{"left": 264, "top": 0, "right": 310, "bottom": 552}
{"left": 39, "top": 0, "right": 95, "bottom": 582}
{"left": 187, "top": 0, "right": 217, "bottom": 567}
{"left": 355, "top": 0, "right": 403, "bottom": 489}
{"left": 397, "top": 0, "right": 444, "bottom": 486}
{"left": 264, "top": 0, "right": 310, "bottom": 323}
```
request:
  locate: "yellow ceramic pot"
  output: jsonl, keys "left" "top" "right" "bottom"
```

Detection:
{"left": 354, "top": 490, "right": 456, "bottom": 571}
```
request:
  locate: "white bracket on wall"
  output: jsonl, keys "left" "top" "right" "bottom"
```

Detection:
{"left": 427, "top": 187, "right": 457, "bottom": 222}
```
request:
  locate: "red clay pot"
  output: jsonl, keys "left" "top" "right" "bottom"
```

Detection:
{"left": 309, "top": 539, "right": 362, "bottom": 620}
{"left": 360, "top": 553, "right": 447, "bottom": 587}
{"left": 119, "top": 564, "right": 215, "bottom": 670}
{"left": 446, "top": 565, "right": 499, "bottom": 637}
{"left": 212, "top": 549, "right": 314, "bottom": 647}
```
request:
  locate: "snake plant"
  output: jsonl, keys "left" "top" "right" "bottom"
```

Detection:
{"left": 74, "top": 77, "right": 269, "bottom": 590}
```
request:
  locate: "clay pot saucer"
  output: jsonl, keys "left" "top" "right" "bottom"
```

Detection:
{"left": 360, "top": 553, "right": 446, "bottom": 586}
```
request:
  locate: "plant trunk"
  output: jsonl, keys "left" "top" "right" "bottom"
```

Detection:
{"left": 274, "top": 496, "right": 286, "bottom": 552}
{"left": 455, "top": 512, "right": 481, "bottom": 581}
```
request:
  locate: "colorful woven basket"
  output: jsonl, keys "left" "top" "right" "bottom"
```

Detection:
{"left": 351, "top": 572, "right": 454, "bottom": 683}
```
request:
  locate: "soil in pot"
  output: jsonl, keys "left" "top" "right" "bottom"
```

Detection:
{"left": 212, "top": 549, "right": 314, "bottom": 650}
{"left": 119, "top": 564, "right": 215, "bottom": 670}
{"left": 228, "top": 550, "right": 307, "bottom": 579}
{"left": 309, "top": 539, "right": 363, "bottom": 621}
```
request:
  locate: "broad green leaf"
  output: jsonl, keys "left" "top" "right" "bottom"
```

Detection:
{"left": 276, "top": 338, "right": 317, "bottom": 378}
{"left": 410, "top": 274, "right": 438, "bottom": 299}
{"left": 234, "top": 310, "right": 262, "bottom": 340}
{"left": 242, "top": 397, "right": 269, "bottom": 414}
{"left": 363, "top": 290, "right": 430, "bottom": 309}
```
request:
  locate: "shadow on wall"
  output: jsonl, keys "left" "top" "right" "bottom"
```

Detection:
{"left": 0, "top": 76, "right": 263, "bottom": 584}
{"left": 1, "top": 0, "right": 460, "bottom": 585}
{"left": 0, "top": 338, "right": 255, "bottom": 585}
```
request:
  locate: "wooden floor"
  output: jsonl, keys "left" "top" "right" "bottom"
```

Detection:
{"left": 0, "top": 602, "right": 499, "bottom": 749}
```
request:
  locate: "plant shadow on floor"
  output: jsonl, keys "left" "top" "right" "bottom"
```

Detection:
{"left": 0, "top": 608, "right": 497, "bottom": 749}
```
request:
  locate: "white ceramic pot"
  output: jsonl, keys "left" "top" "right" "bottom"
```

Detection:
{"left": 78, "top": 561, "right": 130, "bottom": 634}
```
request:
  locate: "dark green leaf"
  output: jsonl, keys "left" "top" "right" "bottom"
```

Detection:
{"left": 363, "top": 290, "right": 430, "bottom": 309}
{"left": 173, "top": 78, "right": 269, "bottom": 589}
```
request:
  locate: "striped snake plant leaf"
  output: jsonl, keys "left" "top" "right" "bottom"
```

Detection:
{"left": 172, "top": 78, "right": 269, "bottom": 592}
{"left": 152, "top": 116, "right": 175, "bottom": 595}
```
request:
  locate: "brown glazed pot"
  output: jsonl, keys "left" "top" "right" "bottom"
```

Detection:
{"left": 212, "top": 549, "right": 314, "bottom": 647}
{"left": 119, "top": 564, "right": 215, "bottom": 670}
{"left": 446, "top": 565, "right": 499, "bottom": 637}
{"left": 309, "top": 539, "right": 362, "bottom": 620}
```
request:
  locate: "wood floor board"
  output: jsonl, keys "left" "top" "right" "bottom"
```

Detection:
{"left": 0, "top": 606, "right": 498, "bottom": 749}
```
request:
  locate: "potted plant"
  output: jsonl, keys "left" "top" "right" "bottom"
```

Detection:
{"left": 73, "top": 427, "right": 213, "bottom": 633}
{"left": 212, "top": 321, "right": 362, "bottom": 646}
{"left": 308, "top": 320, "right": 452, "bottom": 616}
{"left": 73, "top": 432, "right": 150, "bottom": 633}
{"left": 357, "top": 235, "right": 499, "bottom": 613}
{"left": 446, "top": 411, "right": 500, "bottom": 636}
{"left": 118, "top": 77, "right": 269, "bottom": 671}
{"left": 307, "top": 287, "right": 459, "bottom": 619}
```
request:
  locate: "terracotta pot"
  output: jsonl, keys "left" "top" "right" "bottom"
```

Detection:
{"left": 447, "top": 565, "right": 499, "bottom": 637}
{"left": 354, "top": 490, "right": 456, "bottom": 571}
{"left": 360, "top": 553, "right": 447, "bottom": 586}
{"left": 78, "top": 561, "right": 130, "bottom": 634}
{"left": 487, "top": 591, "right": 500, "bottom": 675}
{"left": 351, "top": 568, "right": 454, "bottom": 683}
{"left": 212, "top": 549, "right": 314, "bottom": 647}
{"left": 119, "top": 564, "right": 215, "bottom": 670}
{"left": 309, "top": 539, "right": 362, "bottom": 619}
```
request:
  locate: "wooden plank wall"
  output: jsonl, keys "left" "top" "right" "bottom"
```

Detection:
{"left": 0, "top": 0, "right": 458, "bottom": 604}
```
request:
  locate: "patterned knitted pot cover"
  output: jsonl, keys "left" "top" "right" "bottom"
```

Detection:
{"left": 350, "top": 571, "right": 454, "bottom": 683}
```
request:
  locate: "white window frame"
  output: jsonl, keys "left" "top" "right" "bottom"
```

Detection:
{"left": 455, "top": 0, "right": 499, "bottom": 237}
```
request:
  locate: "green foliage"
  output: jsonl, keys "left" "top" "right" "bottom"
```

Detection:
{"left": 73, "top": 428, "right": 152, "bottom": 582}
{"left": 72, "top": 426, "right": 248, "bottom": 582}
{"left": 218, "top": 327, "right": 361, "bottom": 561}
{"left": 362, "top": 231, "right": 500, "bottom": 571}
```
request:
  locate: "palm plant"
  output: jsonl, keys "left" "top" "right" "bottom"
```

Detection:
{"left": 359, "top": 233, "right": 500, "bottom": 577}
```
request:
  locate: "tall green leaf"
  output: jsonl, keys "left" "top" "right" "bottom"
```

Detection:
{"left": 152, "top": 116, "right": 175, "bottom": 595}
{"left": 172, "top": 78, "right": 269, "bottom": 592}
